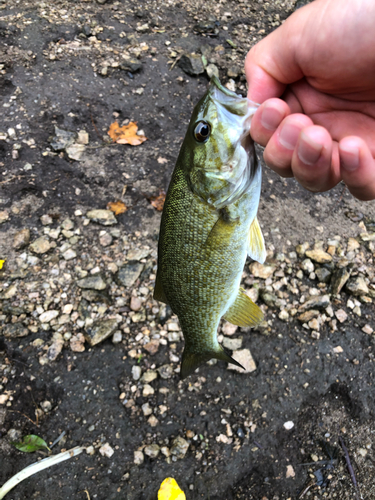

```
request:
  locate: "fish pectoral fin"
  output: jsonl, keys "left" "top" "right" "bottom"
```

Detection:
{"left": 181, "top": 345, "right": 244, "bottom": 379}
{"left": 153, "top": 269, "right": 169, "bottom": 304}
{"left": 224, "top": 287, "right": 264, "bottom": 327}
{"left": 248, "top": 216, "right": 266, "bottom": 264}
{"left": 205, "top": 211, "right": 237, "bottom": 248}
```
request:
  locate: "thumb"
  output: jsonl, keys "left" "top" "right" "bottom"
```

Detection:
{"left": 245, "top": 8, "right": 309, "bottom": 103}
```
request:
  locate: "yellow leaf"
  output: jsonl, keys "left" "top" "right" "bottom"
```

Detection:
{"left": 158, "top": 478, "right": 186, "bottom": 500}
{"left": 107, "top": 121, "right": 147, "bottom": 146}
{"left": 149, "top": 192, "right": 166, "bottom": 211}
{"left": 0, "top": 260, "right": 5, "bottom": 270}
{"left": 107, "top": 200, "right": 127, "bottom": 215}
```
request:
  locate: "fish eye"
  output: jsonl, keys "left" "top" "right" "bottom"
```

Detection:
{"left": 194, "top": 121, "right": 211, "bottom": 143}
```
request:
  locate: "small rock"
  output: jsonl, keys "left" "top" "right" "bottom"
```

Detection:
{"left": 120, "top": 58, "right": 143, "bottom": 73}
{"left": 222, "top": 337, "right": 242, "bottom": 350}
{"left": 144, "top": 444, "right": 160, "bottom": 458}
{"left": 346, "top": 276, "right": 369, "bottom": 296}
{"left": 40, "top": 400, "right": 52, "bottom": 413}
{"left": 50, "top": 127, "right": 76, "bottom": 151}
{"left": 261, "top": 291, "right": 283, "bottom": 308}
{"left": 85, "top": 318, "right": 119, "bottom": 346}
{"left": 127, "top": 248, "right": 150, "bottom": 260}
{"left": 228, "top": 349, "right": 256, "bottom": 373}
{"left": 99, "top": 232, "right": 113, "bottom": 247}
{"left": 347, "top": 237, "right": 360, "bottom": 252}
{"left": 30, "top": 236, "right": 51, "bottom": 254}
{"left": 77, "top": 275, "right": 107, "bottom": 291}
{"left": 143, "top": 339, "right": 159, "bottom": 355}
{"left": 99, "top": 443, "right": 114, "bottom": 458}
{"left": 283, "top": 421, "right": 294, "bottom": 430}
{"left": 142, "top": 402, "right": 153, "bottom": 416}
{"left": 296, "top": 242, "right": 310, "bottom": 256}
{"left": 301, "top": 259, "right": 314, "bottom": 274}
{"left": 142, "top": 384, "right": 155, "bottom": 397}
{"left": 308, "top": 318, "right": 320, "bottom": 330}
{"left": 178, "top": 54, "right": 205, "bottom": 75}
{"left": 249, "top": 262, "right": 275, "bottom": 279}
{"left": 70, "top": 333, "right": 85, "bottom": 352}
{"left": 134, "top": 450, "right": 144, "bottom": 464}
{"left": 148, "top": 415, "right": 159, "bottom": 427}
{"left": 112, "top": 331, "right": 122, "bottom": 344}
{"left": 132, "top": 365, "right": 142, "bottom": 381}
{"left": 86, "top": 209, "right": 117, "bottom": 226}
{"left": 286, "top": 465, "right": 295, "bottom": 478}
{"left": 130, "top": 296, "right": 142, "bottom": 311}
{"left": 63, "top": 249, "right": 77, "bottom": 260}
{"left": 66, "top": 143, "right": 85, "bottom": 161}
{"left": 41, "top": 214, "right": 53, "bottom": 225}
{"left": 77, "top": 130, "right": 89, "bottom": 145}
{"left": 0, "top": 211, "right": 9, "bottom": 224}
{"left": 2, "top": 323, "right": 29, "bottom": 338}
{"left": 157, "top": 364, "right": 174, "bottom": 379}
{"left": 315, "top": 267, "right": 332, "bottom": 283}
{"left": 141, "top": 370, "right": 158, "bottom": 383}
{"left": 305, "top": 248, "right": 332, "bottom": 263}
{"left": 298, "top": 310, "right": 320, "bottom": 322}
{"left": 170, "top": 436, "right": 189, "bottom": 459}
{"left": 333, "top": 346, "right": 344, "bottom": 354}
{"left": 47, "top": 333, "right": 64, "bottom": 361}
{"left": 278, "top": 310, "right": 289, "bottom": 321}
{"left": 330, "top": 267, "right": 352, "bottom": 295}
{"left": 0, "top": 284, "right": 17, "bottom": 299}
{"left": 86, "top": 446, "right": 95, "bottom": 455}
{"left": 298, "top": 295, "right": 330, "bottom": 313}
{"left": 39, "top": 310, "right": 59, "bottom": 323}
{"left": 335, "top": 309, "right": 348, "bottom": 323}
{"left": 117, "top": 263, "right": 144, "bottom": 288}
{"left": 13, "top": 228, "right": 30, "bottom": 249}
{"left": 167, "top": 322, "right": 180, "bottom": 332}
{"left": 362, "top": 324, "right": 373, "bottom": 334}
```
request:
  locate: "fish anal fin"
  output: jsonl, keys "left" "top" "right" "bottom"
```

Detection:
{"left": 248, "top": 216, "right": 266, "bottom": 264}
{"left": 224, "top": 287, "right": 263, "bottom": 327}
{"left": 153, "top": 269, "right": 168, "bottom": 304}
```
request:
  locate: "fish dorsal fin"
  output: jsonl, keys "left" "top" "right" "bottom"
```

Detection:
{"left": 153, "top": 269, "right": 168, "bottom": 304}
{"left": 181, "top": 345, "right": 244, "bottom": 379}
{"left": 248, "top": 216, "right": 266, "bottom": 264}
{"left": 224, "top": 287, "right": 263, "bottom": 327}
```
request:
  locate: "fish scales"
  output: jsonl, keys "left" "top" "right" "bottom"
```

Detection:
{"left": 154, "top": 77, "right": 266, "bottom": 378}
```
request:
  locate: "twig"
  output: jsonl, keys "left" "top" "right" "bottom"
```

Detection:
{"left": 8, "top": 410, "right": 38, "bottom": 427}
{"left": 79, "top": 489, "right": 91, "bottom": 500}
{"left": 0, "top": 446, "right": 84, "bottom": 499}
{"left": 89, "top": 107, "right": 101, "bottom": 139}
{"left": 339, "top": 436, "right": 362, "bottom": 500}
{"left": 298, "top": 480, "right": 315, "bottom": 499}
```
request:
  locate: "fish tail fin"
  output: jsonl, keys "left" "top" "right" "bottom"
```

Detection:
{"left": 181, "top": 344, "right": 244, "bottom": 379}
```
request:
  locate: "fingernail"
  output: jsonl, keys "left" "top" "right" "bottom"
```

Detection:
{"left": 340, "top": 145, "right": 359, "bottom": 171}
{"left": 298, "top": 133, "right": 323, "bottom": 165}
{"left": 260, "top": 104, "right": 284, "bottom": 131}
{"left": 279, "top": 122, "right": 301, "bottom": 150}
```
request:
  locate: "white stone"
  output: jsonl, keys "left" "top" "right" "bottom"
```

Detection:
{"left": 228, "top": 349, "right": 256, "bottom": 373}
{"left": 335, "top": 309, "right": 348, "bottom": 323}
{"left": 39, "top": 310, "right": 59, "bottom": 323}
{"left": 99, "top": 443, "right": 114, "bottom": 458}
{"left": 134, "top": 450, "right": 144, "bottom": 464}
{"left": 283, "top": 421, "right": 294, "bottom": 430}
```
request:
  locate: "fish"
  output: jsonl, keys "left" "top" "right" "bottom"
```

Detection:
{"left": 154, "top": 76, "right": 266, "bottom": 378}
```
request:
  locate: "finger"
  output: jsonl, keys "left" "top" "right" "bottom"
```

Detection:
{"left": 340, "top": 137, "right": 375, "bottom": 201}
{"left": 262, "top": 114, "right": 314, "bottom": 177}
{"left": 291, "top": 126, "right": 341, "bottom": 192}
{"left": 250, "top": 98, "right": 291, "bottom": 147}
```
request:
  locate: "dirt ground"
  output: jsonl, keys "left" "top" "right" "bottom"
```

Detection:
{"left": 1, "top": 0, "right": 375, "bottom": 499}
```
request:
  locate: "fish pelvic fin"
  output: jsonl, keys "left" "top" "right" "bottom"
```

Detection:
{"left": 248, "top": 216, "right": 266, "bottom": 264}
{"left": 153, "top": 268, "right": 168, "bottom": 304}
{"left": 181, "top": 344, "right": 245, "bottom": 379}
{"left": 224, "top": 287, "right": 264, "bottom": 327}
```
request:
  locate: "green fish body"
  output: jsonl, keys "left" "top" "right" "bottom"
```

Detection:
{"left": 154, "top": 77, "right": 266, "bottom": 378}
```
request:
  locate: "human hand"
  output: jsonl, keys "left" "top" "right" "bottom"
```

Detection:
{"left": 245, "top": 0, "right": 375, "bottom": 200}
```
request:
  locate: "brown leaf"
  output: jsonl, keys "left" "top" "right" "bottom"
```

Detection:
{"left": 107, "top": 121, "right": 147, "bottom": 146}
{"left": 107, "top": 200, "right": 127, "bottom": 215}
{"left": 149, "top": 192, "right": 166, "bottom": 211}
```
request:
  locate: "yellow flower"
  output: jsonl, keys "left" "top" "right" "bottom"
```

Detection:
{"left": 158, "top": 478, "right": 186, "bottom": 500}
{"left": 0, "top": 260, "right": 5, "bottom": 270}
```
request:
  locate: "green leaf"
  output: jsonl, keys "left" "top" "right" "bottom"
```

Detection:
{"left": 12, "top": 435, "right": 51, "bottom": 453}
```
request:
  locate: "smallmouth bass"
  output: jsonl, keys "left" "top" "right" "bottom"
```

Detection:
{"left": 154, "top": 77, "right": 266, "bottom": 378}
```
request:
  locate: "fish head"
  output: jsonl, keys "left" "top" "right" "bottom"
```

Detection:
{"left": 184, "top": 76, "right": 259, "bottom": 209}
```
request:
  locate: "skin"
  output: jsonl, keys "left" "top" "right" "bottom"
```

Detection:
{"left": 245, "top": 0, "right": 375, "bottom": 200}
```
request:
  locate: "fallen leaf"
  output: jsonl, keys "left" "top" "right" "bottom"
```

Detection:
{"left": 0, "top": 260, "right": 5, "bottom": 270}
{"left": 107, "top": 200, "right": 127, "bottom": 215}
{"left": 158, "top": 478, "right": 186, "bottom": 500}
{"left": 149, "top": 192, "right": 166, "bottom": 211}
{"left": 157, "top": 157, "right": 168, "bottom": 164}
{"left": 12, "top": 435, "right": 50, "bottom": 453}
{"left": 107, "top": 121, "right": 147, "bottom": 146}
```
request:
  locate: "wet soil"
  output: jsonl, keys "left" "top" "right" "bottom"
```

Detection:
{"left": 1, "top": 1, "right": 375, "bottom": 499}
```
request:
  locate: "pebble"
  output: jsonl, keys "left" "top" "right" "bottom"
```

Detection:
{"left": 39, "top": 310, "right": 59, "bottom": 323}
{"left": 305, "top": 248, "right": 332, "bottom": 263}
{"left": 278, "top": 310, "right": 289, "bottom": 321}
{"left": 40, "top": 400, "right": 52, "bottom": 412}
{"left": 157, "top": 364, "right": 174, "bottom": 379}
{"left": 144, "top": 444, "right": 160, "bottom": 458}
{"left": 0, "top": 284, "right": 17, "bottom": 299}
{"left": 346, "top": 276, "right": 369, "bottom": 296}
{"left": 132, "top": 365, "right": 142, "bottom": 381}
{"left": 99, "top": 443, "right": 114, "bottom": 458}
{"left": 283, "top": 421, "right": 294, "bottom": 430}
{"left": 130, "top": 296, "right": 142, "bottom": 311}
{"left": 178, "top": 53, "right": 205, "bottom": 75}
{"left": 333, "top": 346, "right": 344, "bottom": 354}
{"left": 362, "top": 324, "right": 373, "bottom": 335}
{"left": 286, "top": 465, "right": 295, "bottom": 478}
{"left": 77, "top": 130, "right": 89, "bottom": 145}
{"left": 142, "top": 384, "right": 155, "bottom": 397}
{"left": 142, "top": 402, "right": 153, "bottom": 416}
{"left": 76, "top": 275, "right": 107, "bottom": 290}
{"left": 330, "top": 267, "right": 352, "bottom": 295}
{"left": 117, "top": 263, "right": 144, "bottom": 288}
{"left": 70, "top": 333, "right": 85, "bottom": 352}
{"left": 228, "top": 349, "right": 256, "bottom": 373}
{"left": 0, "top": 211, "right": 9, "bottom": 224}
{"left": 99, "top": 232, "right": 113, "bottom": 247}
{"left": 143, "top": 339, "right": 159, "bottom": 355}
{"left": 170, "top": 436, "right": 189, "bottom": 459}
{"left": 112, "top": 331, "right": 122, "bottom": 344}
{"left": 13, "top": 228, "right": 30, "bottom": 249}
{"left": 29, "top": 236, "right": 51, "bottom": 254}
{"left": 301, "top": 259, "right": 314, "bottom": 274}
{"left": 148, "top": 415, "right": 159, "bottom": 427}
{"left": 3, "top": 323, "right": 29, "bottom": 338}
{"left": 63, "top": 249, "right": 77, "bottom": 260}
{"left": 85, "top": 318, "right": 119, "bottom": 346}
{"left": 141, "top": 370, "right": 158, "bottom": 383}
{"left": 249, "top": 262, "right": 275, "bottom": 279}
{"left": 167, "top": 322, "right": 180, "bottom": 332}
{"left": 335, "top": 309, "right": 348, "bottom": 323}
{"left": 315, "top": 267, "right": 331, "bottom": 283}
{"left": 222, "top": 337, "right": 242, "bottom": 350}
{"left": 86, "top": 209, "right": 117, "bottom": 226}
{"left": 47, "top": 333, "right": 64, "bottom": 361}
{"left": 134, "top": 450, "right": 144, "bottom": 465}
{"left": 298, "top": 295, "right": 330, "bottom": 312}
